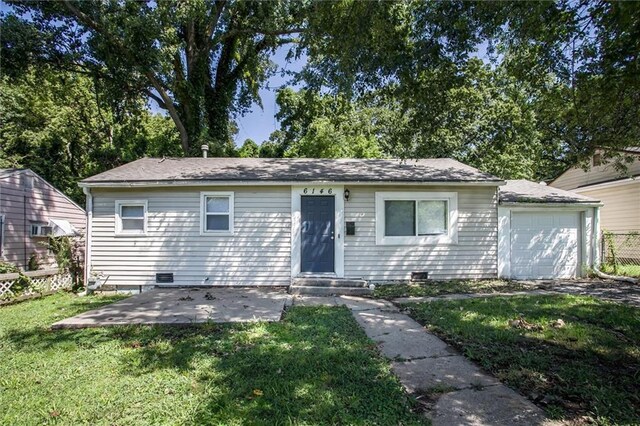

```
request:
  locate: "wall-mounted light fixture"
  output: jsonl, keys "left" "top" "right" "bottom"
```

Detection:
{"left": 344, "top": 188, "right": 351, "bottom": 201}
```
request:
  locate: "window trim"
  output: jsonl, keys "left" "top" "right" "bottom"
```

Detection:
{"left": 115, "top": 200, "right": 148, "bottom": 236}
{"left": 30, "top": 222, "right": 52, "bottom": 238}
{"left": 375, "top": 191, "right": 458, "bottom": 245}
{"left": 200, "top": 191, "right": 234, "bottom": 236}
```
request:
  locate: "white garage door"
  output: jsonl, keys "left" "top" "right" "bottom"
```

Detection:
{"left": 510, "top": 211, "right": 580, "bottom": 279}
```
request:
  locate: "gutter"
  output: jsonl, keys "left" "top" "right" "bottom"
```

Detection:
{"left": 82, "top": 187, "right": 93, "bottom": 290}
{"left": 499, "top": 201, "right": 603, "bottom": 208}
{"left": 78, "top": 179, "right": 507, "bottom": 188}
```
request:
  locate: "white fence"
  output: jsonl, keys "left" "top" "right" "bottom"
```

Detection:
{"left": 0, "top": 269, "right": 73, "bottom": 301}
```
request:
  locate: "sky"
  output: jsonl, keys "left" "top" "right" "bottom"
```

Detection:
{"left": 232, "top": 47, "right": 305, "bottom": 146}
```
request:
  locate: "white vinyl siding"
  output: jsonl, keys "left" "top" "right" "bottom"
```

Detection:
{"left": 345, "top": 186, "right": 498, "bottom": 280}
{"left": 90, "top": 186, "right": 291, "bottom": 288}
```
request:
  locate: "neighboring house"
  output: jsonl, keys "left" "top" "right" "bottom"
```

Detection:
{"left": 550, "top": 148, "right": 640, "bottom": 233}
{"left": 0, "top": 169, "right": 86, "bottom": 269}
{"left": 79, "top": 157, "right": 601, "bottom": 292}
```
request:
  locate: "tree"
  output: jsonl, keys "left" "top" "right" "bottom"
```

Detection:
{"left": 268, "top": 63, "right": 553, "bottom": 179}
{"left": 297, "top": 1, "right": 640, "bottom": 171}
{"left": 2, "top": 1, "right": 312, "bottom": 155}
{"left": 0, "top": 68, "right": 179, "bottom": 204}
{"left": 237, "top": 139, "right": 259, "bottom": 158}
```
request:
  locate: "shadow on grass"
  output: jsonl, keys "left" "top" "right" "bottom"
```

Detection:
{"left": 4, "top": 304, "right": 426, "bottom": 425}
{"left": 403, "top": 295, "right": 640, "bottom": 424}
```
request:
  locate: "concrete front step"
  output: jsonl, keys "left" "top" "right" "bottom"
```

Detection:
{"left": 291, "top": 278, "right": 368, "bottom": 288}
{"left": 289, "top": 285, "right": 373, "bottom": 296}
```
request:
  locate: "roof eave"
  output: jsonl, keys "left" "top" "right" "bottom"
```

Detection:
{"left": 499, "top": 201, "right": 602, "bottom": 207}
{"left": 79, "top": 179, "right": 506, "bottom": 188}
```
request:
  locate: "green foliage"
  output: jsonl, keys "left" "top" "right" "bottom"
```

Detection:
{"left": 2, "top": 1, "right": 315, "bottom": 154}
{"left": 2, "top": 0, "right": 638, "bottom": 181}
{"left": 404, "top": 295, "right": 640, "bottom": 424}
{"left": 0, "top": 262, "right": 19, "bottom": 274}
{"left": 47, "top": 236, "right": 84, "bottom": 290}
{"left": 27, "top": 253, "right": 40, "bottom": 272}
{"left": 237, "top": 139, "right": 259, "bottom": 158}
{"left": 0, "top": 294, "right": 427, "bottom": 425}
{"left": 0, "top": 69, "right": 180, "bottom": 204}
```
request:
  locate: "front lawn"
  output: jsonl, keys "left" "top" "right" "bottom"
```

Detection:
{"left": 0, "top": 293, "right": 426, "bottom": 425}
{"left": 374, "top": 279, "right": 539, "bottom": 299}
{"left": 402, "top": 295, "right": 640, "bottom": 425}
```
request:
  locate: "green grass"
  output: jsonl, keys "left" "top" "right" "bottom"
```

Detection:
{"left": 373, "top": 279, "right": 540, "bottom": 299}
{"left": 0, "top": 292, "right": 427, "bottom": 425}
{"left": 402, "top": 295, "right": 640, "bottom": 425}
{"left": 600, "top": 263, "right": 640, "bottom": 278}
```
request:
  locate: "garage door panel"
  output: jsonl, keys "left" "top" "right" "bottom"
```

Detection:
{"left": 510, "top": 211, "right": 580, "bottom": 279}
{"left": 511, "top": 234, "right": 577, "bottom": 252}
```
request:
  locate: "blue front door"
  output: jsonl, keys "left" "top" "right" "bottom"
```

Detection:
{"left": 301, "top": 196, "right": 335, "bottom": 273}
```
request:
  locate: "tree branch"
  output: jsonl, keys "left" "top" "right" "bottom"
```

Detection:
{"left": 145, "top": 72, "right": 190, "bottom": 152}
{"left": 62, "top": 1, "right": 104, "bottom": 33}
{"left": 146, "top": 90, "right": 168, "bottom": 110}
{"left": 206, "top": 0, "right": 227, "bottom": 42}
{"left": 227, "top": 37, "right": 270, "bottom": 83}
{"left": 224, "top": 27, "right": 306, "bottom": 40}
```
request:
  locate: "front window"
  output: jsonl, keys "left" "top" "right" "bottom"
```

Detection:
{"left": 376, "top": 192, "right": 457, "bottom": 245}
{"left": 201, "top": 192, "right": 234, "bottom": 234}
{"left": 384, "top": 200, "right": 448, "bottom": 237}
{"left": 115, "top": 200, "right": 147, "bottom": 235}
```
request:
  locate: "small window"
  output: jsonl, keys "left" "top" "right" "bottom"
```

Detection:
{"left": 201, "top": 192, "right": 234, "bottom": 234}
{"left": 115, "top": 200, "right": 147, "bottom": 235}
{"left": 30, "top": 223, "right": 52, "bottom": 237}
{"left": 376, "top": 192, "right": 457, "bottom": 245}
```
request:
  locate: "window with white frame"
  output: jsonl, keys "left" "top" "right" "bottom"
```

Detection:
{"left": 30, "top": 222, "right": 52, "bottom": 237}
{"left": 375, "top": 192, "right": 458, "bottom": 245}
{"left": 115, "top": 200, "right": 147, "bottom": 235}
{"left": 201, "top": 192, "right": 234, "bottom": 234}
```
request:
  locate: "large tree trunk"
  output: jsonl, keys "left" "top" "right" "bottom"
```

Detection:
{"left": 204, "top": 85, "right": 233, "bottom": 156}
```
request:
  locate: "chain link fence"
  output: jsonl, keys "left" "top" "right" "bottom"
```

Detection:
{"left": 601, "top": 232, "right": 640, "bottom": 275}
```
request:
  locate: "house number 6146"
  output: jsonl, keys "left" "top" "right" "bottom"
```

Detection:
{"left": 303, "top": 188, "right": 333, "bottom": 194}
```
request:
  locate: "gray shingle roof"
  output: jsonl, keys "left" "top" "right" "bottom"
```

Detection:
{"left": 80, "top": 157, "right": 503, "bottom": 185}
{"left": 500, "top": 180, "right": 599, "bottom": 204}
{"left": 0, "top": 168, "right": 24, "bottom": 179}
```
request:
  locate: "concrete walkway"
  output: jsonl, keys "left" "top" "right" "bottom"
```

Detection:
{"left": 292, "top": 295, "right": 548, "bottom": 425}
{"left": 52, "top": 287, "right": 291, "bottom": 328}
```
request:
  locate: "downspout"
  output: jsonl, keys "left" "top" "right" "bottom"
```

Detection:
{"left": 592, "top": 206, "right": 600, "bottom": 269}
{"left": 83, "top": 187, "right": 93, "bottom": 290}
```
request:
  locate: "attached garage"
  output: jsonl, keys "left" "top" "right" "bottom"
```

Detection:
{"left": 498, "top": 180, "right": 601, "bottom": 280}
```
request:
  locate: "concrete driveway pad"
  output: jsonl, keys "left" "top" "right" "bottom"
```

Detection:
{"left": 52, "top": 287, "right": 291, "bottom": 329}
